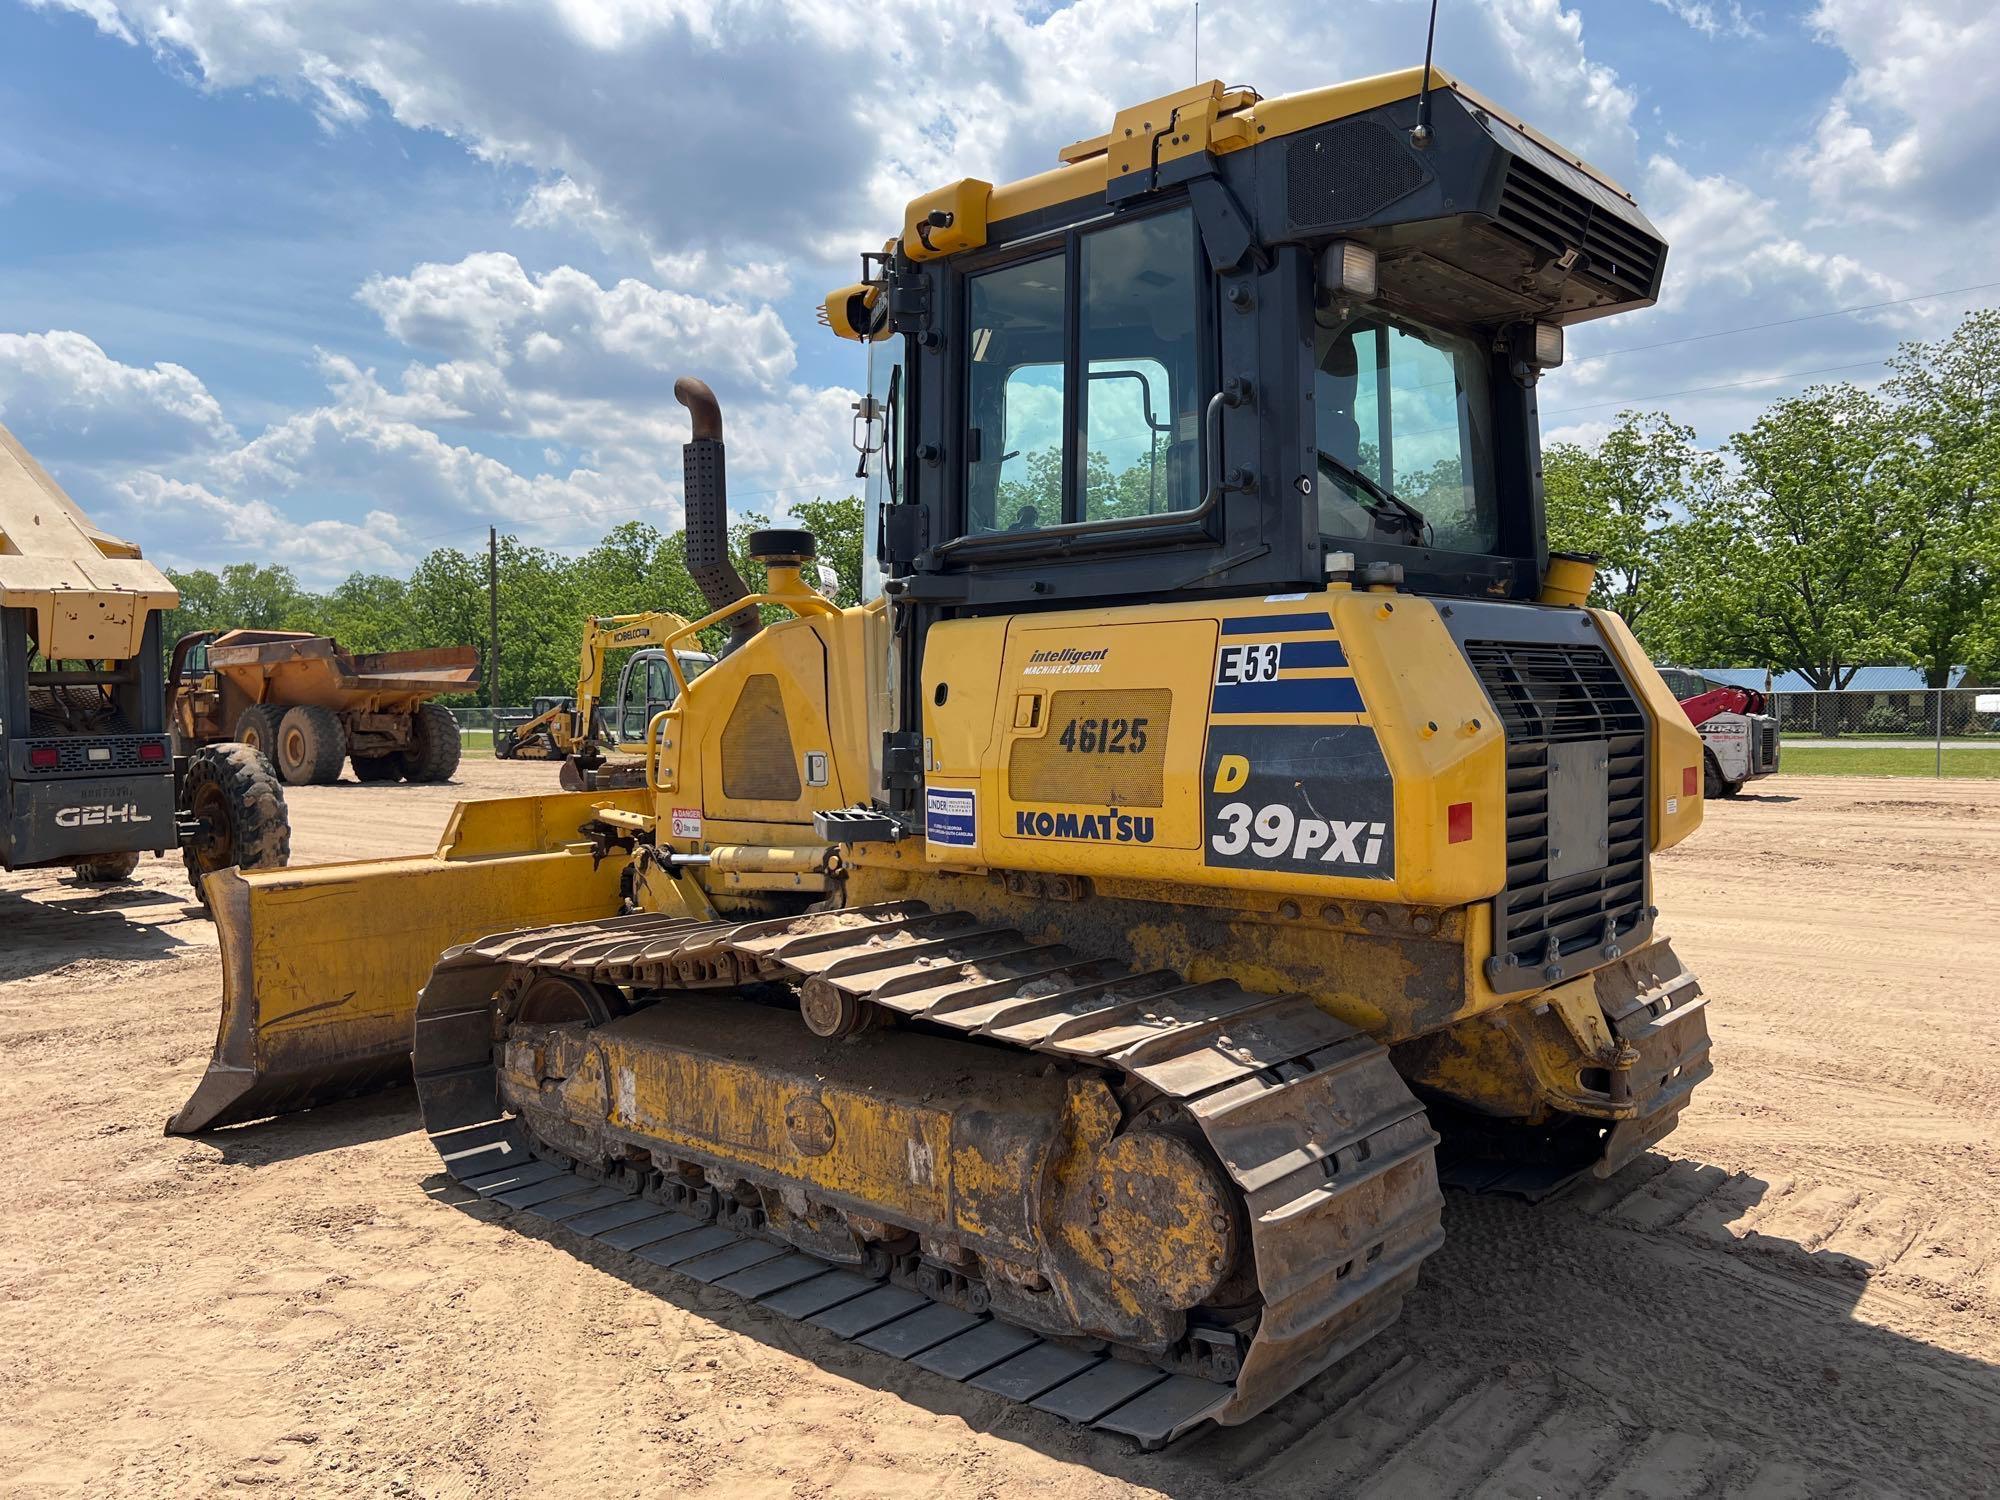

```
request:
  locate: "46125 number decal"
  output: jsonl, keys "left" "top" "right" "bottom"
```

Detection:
{"left": 1057, "top": 717, "right": 1150, "bottom": 755}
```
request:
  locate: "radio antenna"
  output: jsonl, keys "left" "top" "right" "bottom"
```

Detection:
{"left": 1413, "top": 0, "right": 1440, "bottom": 148}
{"left": 1194, "top": 2, "right": 1201, "bottom": 80}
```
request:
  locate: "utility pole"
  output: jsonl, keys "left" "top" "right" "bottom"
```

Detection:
{"left": 487, "top": 525, "right": 500, "bottom": 713}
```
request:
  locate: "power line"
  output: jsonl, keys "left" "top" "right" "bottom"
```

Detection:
{"left": 1543, "top": 355, "right": 1896, "bottom": 418}
{"left": 394, "top": 474, "right": 840, "bottom": 552}
{"left": 1568, "top": 280, "right": 2000, "bottom": 367}
{"left": 350, "top": 279, "right": 2000, "bottom": 555}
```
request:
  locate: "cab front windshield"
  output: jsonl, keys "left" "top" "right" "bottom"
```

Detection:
{"left": 1313, "top": 312, "right": 1499, "bottom": 554}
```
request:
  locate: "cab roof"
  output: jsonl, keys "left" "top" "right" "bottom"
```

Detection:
{"left": 900, "top": 65, "right": 1635, "bottom": 256}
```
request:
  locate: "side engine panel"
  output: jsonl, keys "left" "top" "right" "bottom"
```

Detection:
{"left": 919, "top": 589, "right": 1510, "bottom": 908}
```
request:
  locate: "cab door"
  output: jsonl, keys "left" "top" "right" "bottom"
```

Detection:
{"left": 180, "top": 639, "right": 224, "bottom": 740}
{"left": 613, "top": 653, "right": 651, "bottom": 743}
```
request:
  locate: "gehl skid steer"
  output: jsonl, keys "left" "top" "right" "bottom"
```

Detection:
{"left": 171, "top": 66, "right": 1712, "bottom": 1446}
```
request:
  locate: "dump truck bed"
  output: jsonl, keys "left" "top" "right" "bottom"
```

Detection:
{"left": 207, "top": 633, "right": 479, "bottom": 712}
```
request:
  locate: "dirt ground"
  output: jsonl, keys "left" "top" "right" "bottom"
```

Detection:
{"left": 1, "top": 763, "right": 1995, "bottom": 1498}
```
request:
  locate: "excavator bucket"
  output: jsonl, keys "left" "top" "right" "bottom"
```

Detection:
{"left": 167, "top": 787, "right": 645, "bottom": 1134}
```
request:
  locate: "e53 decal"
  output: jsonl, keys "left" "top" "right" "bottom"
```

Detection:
{"left": 1202, "top": 725, "right": 1394, "bottom": 878}
{"left": 1215, "top": 642, "right": 1281, "bottom": 686}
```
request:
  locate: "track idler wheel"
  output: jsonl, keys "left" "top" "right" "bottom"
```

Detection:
{"left": 509, "top": 970, "right": 622, "bottom": 1027}
{"left": 1084, "top": 1129, "right": 1240, "bottom": 1311}
{"left": 799, "top": 976, "right": 868, "bottom": 1038}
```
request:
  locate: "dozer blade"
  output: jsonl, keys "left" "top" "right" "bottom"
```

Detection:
{"left": 167, "top": 788, "right": 646, "bottom": 1134}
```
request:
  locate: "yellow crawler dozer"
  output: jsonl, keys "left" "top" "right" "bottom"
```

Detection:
{"left": 171, "top": 66, "right": 1712, "bottom": 1445}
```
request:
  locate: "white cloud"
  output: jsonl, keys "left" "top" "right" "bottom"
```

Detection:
{"left": 0, "top": 330, "right": 237, "bottom": 460}
{"left": 1537, "top": 155, "right": 1921, "bottom": 440}
{"left": 115, "top": 470, "right": 414, "bottom": 574}
{"left": 41, "top": 0, "right": 1968, "bottom": 548}
{"left": 0, "top": 270, "right": 859, "bottom": 584}
{"left": 31, "top": 0, "right": 1649, "bottom": 275}
{"left": 341, "top": 252, "right": 853, "bottom": 513}
{"left": 356, "top": 252, "right": 795, "bottom": 399}
{"left": 1646, "top": 0, "right": 1760, "bottom": 38}
{"left": 1795, "top": 0, "right": 2000, "bottom": 222}
{"left": 1543, "top": 418, "right": 1616, "bottom": 449}
{"left": 1640, "top": 156, "right": 1902, "bottom": 315}
{"left": 23, "top": 0, "right": 131, "bottom": 42}
{"left": 515, "top": 177, "right": 795, "bottom": 300}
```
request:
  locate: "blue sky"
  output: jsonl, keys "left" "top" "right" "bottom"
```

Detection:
{"left": 1, "top": 0, "right": 1994, "bottom": 582}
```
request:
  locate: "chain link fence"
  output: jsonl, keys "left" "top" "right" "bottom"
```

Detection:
{"left": 451, "top": 694, "right": 2000, "bottom": 739}
{"left": 445, "top": 707, "right": 521, "bottom": 734}
{"left": 449, "top": 693, "right": 2000, "bottom": 769}
{"left": 1771, "top": 688, "right": 1999, "bottom": 742}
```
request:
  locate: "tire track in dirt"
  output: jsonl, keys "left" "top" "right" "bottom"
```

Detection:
{"left": 0, "top": 767, "right": 1994, "bottom": 1498}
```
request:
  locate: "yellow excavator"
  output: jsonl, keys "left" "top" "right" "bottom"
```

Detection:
{"left": 169, "top": 66, "right": 1711, "bottom": 1445}
{"left": 491, "top": 611, "right": 716, "bottom": 789}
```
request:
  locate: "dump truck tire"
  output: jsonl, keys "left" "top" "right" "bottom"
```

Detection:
{"left": 179, "top": 743, "right": 290, "bottom": 908}
{"left": 398, "top": 703, "right": 461, "bottom": 783}
{"left": 276, "top": 706, "right": 346, "bottom": 785}
{"left": 234, "top": 704, "right": 283, "bottom": 760}
{"left": 351, "top": 753, "right": 402, "bottom": 783}
{"left": 70, "top": 850, "right": 141, "bottom": 883}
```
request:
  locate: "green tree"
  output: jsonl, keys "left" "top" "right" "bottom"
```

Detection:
{"left": 790, "top": 494, "right": 864, "bottom": 604}
{"left": 1676, "top": 385, "right": 1922, "bottom": 690}
{"left": 319, "top": 572, "right": 414, "bottom": 654}
{"left": 403, "top": 547, "right": 488, "bottom": 690}
{"left": 1881, "top": 311, "right": 2000, "bottom": 685}
{"left": 161, "top": 562, "right": 313, "bottom": 644}
{"left": 1543, "top": 412, "right": 1719, "bottom": 648}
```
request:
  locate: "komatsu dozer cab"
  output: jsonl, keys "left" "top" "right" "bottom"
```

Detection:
{"left": 171, "top": 66, "right": 1712, "bottom": 1445}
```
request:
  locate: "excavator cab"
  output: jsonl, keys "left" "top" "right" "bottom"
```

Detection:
{"left": 606, "top": 647, "right": 716, "bottom": 745}
{"left": 175, "top": 66, "right": 1717, "bottom": 1448}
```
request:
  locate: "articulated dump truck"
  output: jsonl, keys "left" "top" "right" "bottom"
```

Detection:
{"left": 171, "top": 66, "right": 1713, "bottom": 1446}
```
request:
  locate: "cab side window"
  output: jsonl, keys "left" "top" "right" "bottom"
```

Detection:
{"left": 965, "top": 255, "right": 1066, "bottom": 535}
{"left": 1079, "top": 209, "right": 1201, "bottom": 521}
{"left": 961, "top": 206, "right": 1205, "bottom": 537}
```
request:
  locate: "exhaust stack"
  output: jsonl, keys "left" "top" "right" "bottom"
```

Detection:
{"left": 675, "top": 376, "right": 760, "bottom": 653}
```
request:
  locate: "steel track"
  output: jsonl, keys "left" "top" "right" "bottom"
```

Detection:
{"left": 412, "top": 901, "right": 1448, "bottom": 1447}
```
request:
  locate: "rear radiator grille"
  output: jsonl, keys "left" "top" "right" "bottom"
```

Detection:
{"left": 1466, "top": 640, "right": 1651, "bottom": 990}
{"left": 1755, "top": 719, "right": 1779, "bottom": 772}
{"left": 1495, "top": 159, "right": 1662, "bottom": 305}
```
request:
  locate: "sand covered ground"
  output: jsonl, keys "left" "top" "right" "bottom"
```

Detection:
{"left": 1, "top": 764, "right": 1994, "bottom": 1497}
